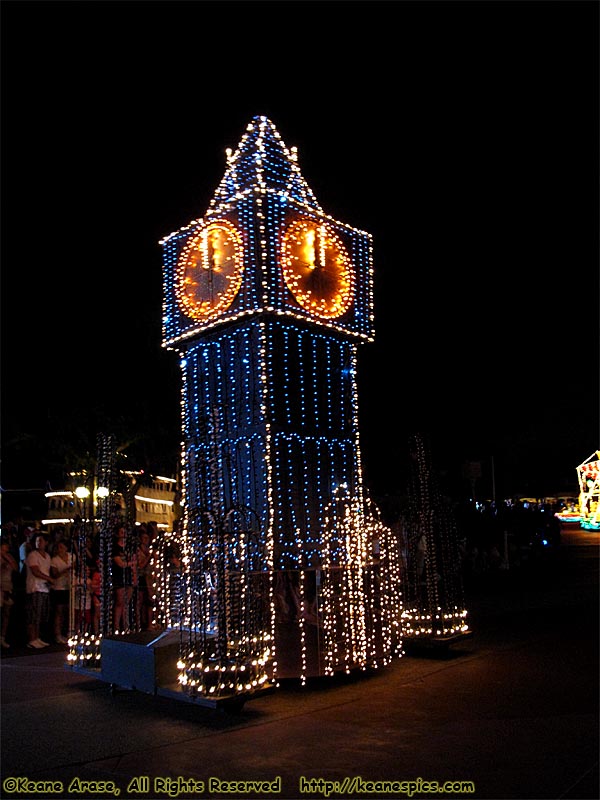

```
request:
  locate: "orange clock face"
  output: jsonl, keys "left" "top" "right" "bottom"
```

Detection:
{"left": 281, "top": 219, "right": 353, "bottom": 319}
{"left": 176, "top": 220, "right": 243, "bottom": 321}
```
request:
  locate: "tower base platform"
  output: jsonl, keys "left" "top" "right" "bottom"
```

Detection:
{"left": 403, "top": 630, "right": 473, "bottom": 654}
{"left": 66, "top": 629, "right": 275, "bottom": 712}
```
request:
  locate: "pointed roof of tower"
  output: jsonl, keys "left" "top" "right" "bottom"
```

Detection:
{"left": 207, "top": 115, "right": 323, "bottom": 215}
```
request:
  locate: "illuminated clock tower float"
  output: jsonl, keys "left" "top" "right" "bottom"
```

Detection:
{"left": 160, "top": 116, "right": 402, "bottom": 704}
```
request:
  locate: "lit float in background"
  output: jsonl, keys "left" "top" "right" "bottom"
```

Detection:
{"left": 554, "top": 505, "right": 581, "bottom": 524}
{"left": 577, "top": 451, "right": 600, "bottom": 531}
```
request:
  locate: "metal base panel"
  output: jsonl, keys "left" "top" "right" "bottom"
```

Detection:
{"left": 66, "top": 628, "right": 275, "bottom": 711}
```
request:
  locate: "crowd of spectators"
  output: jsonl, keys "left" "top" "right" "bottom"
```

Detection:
{"left": 0, "top": 518, "right": 163, "bottom": 652}
{"left": 454, "top": 498, "right": 563, "bottom": 582}
{"left": 0, "top": 499, "right": 567, "bottom": 653}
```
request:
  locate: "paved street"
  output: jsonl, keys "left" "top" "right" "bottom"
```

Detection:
{"left": 1, "top": 526, "right": 598, "bottom": 800}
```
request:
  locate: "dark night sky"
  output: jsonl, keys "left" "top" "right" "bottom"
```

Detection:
{"left": 1, "top": 0, "right": 598, "bottom": 505}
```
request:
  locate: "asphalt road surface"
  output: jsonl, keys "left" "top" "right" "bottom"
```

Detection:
{"left": 1, "top": 525, "right": 598, "bottom": 800}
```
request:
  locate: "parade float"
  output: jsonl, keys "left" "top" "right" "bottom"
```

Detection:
{"left": 66, "top": 117, "right": 468, "bottom": 710}
{"left": 576, "top": 451, "right": 600, "bottom": 531}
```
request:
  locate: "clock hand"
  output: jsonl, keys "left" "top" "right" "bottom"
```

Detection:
{"left": 314, "top": 228, "right": 323, "bottom": 270}
{"left": 209, "top": 256, "right": 214, "bottom": 302}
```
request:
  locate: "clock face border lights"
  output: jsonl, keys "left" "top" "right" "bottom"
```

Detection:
{"left": 281, "top": 219, "right": 354, "bottom": 320}
{"left": 176, "top": 219, "right": 244, "bottom": 322}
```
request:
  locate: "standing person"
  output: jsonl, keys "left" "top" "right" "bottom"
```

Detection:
{"left": 146, "top": 520, "right": 159, "bottom": 546}
{"left": 18, "top": 527, "right": 34, "bottom": 576}
{"left": 74, "top": 563, "right": 93, "bottom": 633}
{"left": 50, "top": 541, "right": 73, "bottom": 644}
{"left": 25, "top": 533, "right": 53, "bottom": 648}
{"left": 90, "top": 558, "right": 102, "bottom": 635}
{"left": 112, "top": 527, "right": 136, "bottom": 632}
{"left": 1, "top": 538, "right": 18, "bottom": 649}
{"left": 164, "top": 540, "right": 182, "bottom": 628}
